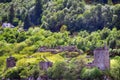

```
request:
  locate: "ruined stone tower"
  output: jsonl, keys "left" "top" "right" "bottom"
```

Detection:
{"left": 93, "top": 45, "right": 110, "bottom": 70}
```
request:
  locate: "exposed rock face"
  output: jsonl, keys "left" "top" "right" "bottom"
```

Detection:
{"left": 6, "top": 56, "right": 16, "bottom": 68}
{"left": 87, "top": 45, "right": 110, "bottom": 70}
{"left": 37, "top": 46, "right": 81, "bottom": 54}
{"left": 39, "top": 61, "right": 53, "bottom": 70}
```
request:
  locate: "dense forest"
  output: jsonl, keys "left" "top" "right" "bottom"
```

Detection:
{"left": 0, "top": 0, "right": 120, "bottom": 80}
{"left": 0, "top": 0, "right": 120, "bottom": 32}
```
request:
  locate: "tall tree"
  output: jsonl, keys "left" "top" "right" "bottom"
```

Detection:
{"left": 0, "top": 0, "right": 11, "bottom": 3}
{"left": 8, "top": 4, "right": 15, "bottom": 24}
{"left": 24, "top": 0, "right": 43, "bottom": 29}
{"left": 34, "top": 0, "right": 43, "bottom": 25}
{"left": 112, "top": 0, "right": 120, "bottom": 4}
{"left": 24, "top": 14, "right": 31, "bottom": 29}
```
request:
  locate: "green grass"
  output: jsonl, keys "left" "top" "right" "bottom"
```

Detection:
{"left": 16, "top": 52, "right": 64, "bottom": 67}
{"left": 47, "top": 54, "right": 65, "bottom": 63}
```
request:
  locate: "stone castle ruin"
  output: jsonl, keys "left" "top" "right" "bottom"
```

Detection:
{"left": 39, "top": 61, "right": 53, "bottom": 70}
{"left": 4, "top": 45, "right": 111, "bottom": 80}
{"left": 37, "top": 46, "right": 81, "bottom": 54}
{"left": 87, "top": 45, "right": 110, "bottom": 70}
{"left": 6, "top": 56, "right": 16, "bottom": 68}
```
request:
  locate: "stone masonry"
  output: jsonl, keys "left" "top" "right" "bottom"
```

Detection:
{"left": 6, "top": 56, "right": 16, "bottom": 68}
{"left": 39, "top": 61, "right": 53, "bottom": 70}
{"left": 87, "top": 45, "right": 110, "bottom": 70}
{"left": 37, "top": 46, "right": 81, "bottom": 54}
{"left": 93, "top": 45, "right": 110, "bottom": 70}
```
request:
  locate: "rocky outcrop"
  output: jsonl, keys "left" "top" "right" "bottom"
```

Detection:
{"left": 2, "top": 22, "right": 14, "bottom": 28}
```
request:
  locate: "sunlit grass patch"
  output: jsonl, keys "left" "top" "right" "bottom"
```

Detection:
{"left": 12, "top": 54, "right": 28, "bottom": 60}
{"left": 110, "top": 59, "right": 119, "bottom": 68}
{"left": 31, "top": 52, "right": 53, "bottom": 58}
{"left": 47, "top": 54, "right": 64, "bottom": 63}
{"left": 16, "top": 52, "right": 53, "bottom": 67}
{"left": 16, "top": 58, "right": 39, "bottom": 67}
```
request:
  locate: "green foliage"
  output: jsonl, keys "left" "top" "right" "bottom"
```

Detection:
{"left": 0, "top": 0, "right": 11, "bottom": 3}
{"left": 3, "top": 64, "right": 41, "bottom": 79}
{"left": 47, "top": 56, "right": 86, "bottom": 80}
{"left": 41, "top": 0, "right": 120, "bottom": 32}
{"left": 81, "top": 67, "right": 103, "bottom": 80}
{"left": 0, "top": 0, "right": 120, "bottom": 32}
{"left": 14, "top": 42, "right": 27, "bottom": 53}
{"left": 0, "top": 0, "right": 120, "bottom": 80}
{"left": 19, "top": 65, "right": 40, "bottom": 78}
{"left": 110, "top": 56, "right": 120, "bottom": 80}
{"left": 0, "top": 27, "right": 27, "bottom": 43}
{"left": 0, "top": 27, "right": 120, "bottom": 56}
{"left": 47, "top": 61, "right": 67, "bottom": 79}
{"left": 3, "top": 67, "right": 22, "bottom": 79}
{"left": 8, "top": 4, "right": 15, "bottom": 24}
{"left": 60, "top": 25, "right": 67, "bottom": 33}
{"left": 34, "top": 0, "right": 42, "bottom": 25}
{"left": 20, "top": 45, "right": 37, "bottom": 54}
{"left": 4, "top": 26, "right": 119, "bottom": 79}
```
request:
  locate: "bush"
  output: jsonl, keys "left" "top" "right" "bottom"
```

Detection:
{"left": 3, "top": 67, "right": 22, "bottom": 79}
{"left": 3, "top": 65, "right": 41, "bottom": 79}
{"left": 110, "top": 56, "right": 120, "bottom": 80}
{"left": 14, "top": 42, "right": 27, "bottom": 53}
{"left": 47, "top": 61, "right": 67, "bottom": 79}
{"left": 110, "top": 49, "right": 120, "bottom": 57}
{"left": 20, "top": 45, "right": 37, "bottom": 54}
{"left": 81, "top": 67, "right": 102, "bottom": 80}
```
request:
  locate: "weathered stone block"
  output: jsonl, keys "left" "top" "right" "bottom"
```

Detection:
{"left": 39, "top": 61, "right": 52, "bottom": 70}
{"left": 6, "top": 56, "right": 16, "bottom": 68}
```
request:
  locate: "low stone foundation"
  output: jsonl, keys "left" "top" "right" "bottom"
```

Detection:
{"left": 6, "top": 56, "right": 16, "bottom": 68}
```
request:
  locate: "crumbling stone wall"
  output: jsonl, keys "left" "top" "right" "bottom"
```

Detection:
{"left": 39, "top": 61, "right": 53, "bottom": 70}
{"left": 37, "top": 46, "right": 81, "bottom": 54}
{"left": 6, "top": 56, "right": 16, "bottom": 68}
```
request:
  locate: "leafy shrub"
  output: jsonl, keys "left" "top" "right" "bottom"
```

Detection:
{"left": 81, "top": 67, "right": 102, "bottom": 80}
{"left": 16, "top": 58, "right": 38, "bottom": 67}
{"left": 47, "top": 61, "right": 67, "bottom": 79}
{"left": 3, "top": 67, "right": 22, "bottom": 79}
{"left": 14, "top": 42, "right": 27, "bottom": 53}
{"left": 0, "top": 0, "right": 12, "bottom": 3}
{"left": 20, "top": 45, "right": 37, "bottom": 54}
{"left": 3, "top": 65, "right": 41, "bottom": 79}
{"left": 109, "top": 49, "right": 120, "bottom": 57}
{"left": 110, "top": 56, "right": 120, "bottom": 80}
